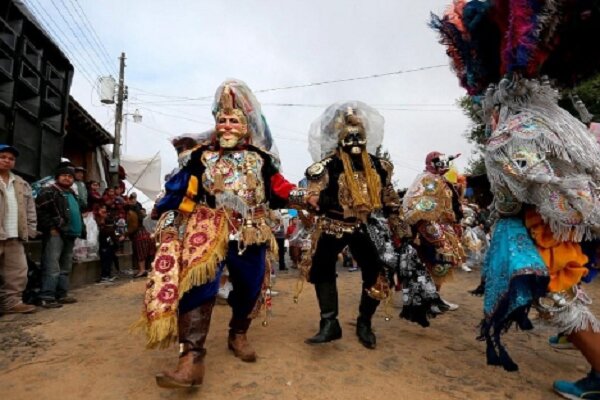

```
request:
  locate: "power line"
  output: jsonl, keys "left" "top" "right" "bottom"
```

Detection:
{"left": 254, "top": 65, "right": 449, "bottom": 94}
{"left": 26, "top": 0, "right": 96, "bottom": 83}
{"left": 129, "top": 86, "right": 198, "bottom": 101}
{"left": 127, "top": 64, "right": 449, "bottom": 105}
{"left": 130, "top": 100, "right": 460, "bottom": 113}
{"left": 139, "top": 106, "right": 214, "bottom": 126}
{"left": 24, "top": 0, "right": 96, "bottom": 86}
{"left": 136, "top": 101, "right": 213, "bottom": 122}
{"left": 48, "top": 0, "right": 107, "bottom": 77}
{"left": 59, "top": 0, "right": 115, "bottom": 75}
{"left": 70, "top": 0, "right": 118, "bottom": 75}
{"left": 378, "top": 108, "right": 458, "bottom": 112}
{"left": 134, "top": 106, "right": 310, "bottom": 144}
{"left": 128, "top": 100, "right": 210, "bottom": 106}
{"left": 261, "top": 102, "right": 455, "bottom": 108}
{"left": 260, "top": 103, "right": 459, "bottom": 112}
{"left": 137, "top": 122, "right": 176, "bottom": 138}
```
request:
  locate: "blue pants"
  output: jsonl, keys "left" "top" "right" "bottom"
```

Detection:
{"left": 179, "top": 242, "right": 266, "bottom": 318}
{"left": 40, "top": 235, "right": 76, "bottom": 301}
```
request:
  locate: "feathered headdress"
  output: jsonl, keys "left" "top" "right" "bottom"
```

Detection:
{"left": 431, "top": 0, "right": 600, "bottom": 97}
{"left": 432, "top": 0, "right": 600, "bottom": 373}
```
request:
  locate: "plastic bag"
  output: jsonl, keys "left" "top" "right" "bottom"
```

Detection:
{"left": 73, "top": 213, "right": 100, "bottom": 262}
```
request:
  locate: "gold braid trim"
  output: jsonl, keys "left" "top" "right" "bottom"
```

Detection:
{"left": 339, "top": 150, "right": 382, "bottom": 213}
{"left": 340, "top": 150, "right": 368, "bottom": 208}
{"left": 239, "top": 219, "right": 278, "bottom": 249}
{"left": 361, "top": 150, "right": 382, "bottom": 209}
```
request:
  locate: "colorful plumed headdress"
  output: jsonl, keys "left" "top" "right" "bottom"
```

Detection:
{"left": 430, "top": 0, "right": 600, "bottom": 99}
{"left": 432, "top": 0, "right": 600, "bottom": 239}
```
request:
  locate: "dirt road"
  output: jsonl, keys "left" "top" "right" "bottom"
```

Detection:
{"left": 1, "top": 267, "right": 598, "bottom": 400}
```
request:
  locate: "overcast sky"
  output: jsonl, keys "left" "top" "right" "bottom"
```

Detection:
{"left": 30, "top": 0, "right": 473, "bottom": 189}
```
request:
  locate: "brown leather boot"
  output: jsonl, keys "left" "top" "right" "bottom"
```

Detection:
{"left": 227, "top": 318, "right": 257, "bottom": 362}
{"left": 156, "top": 299, "right": 215, "bottom": 388}
{"left": 155, "top": 349, "right": 206, "bottom": 388}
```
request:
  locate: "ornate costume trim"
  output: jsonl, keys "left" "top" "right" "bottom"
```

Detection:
{"left": 239, "top": 216, "right": 278, "bottom": 252}
{"left": 288, "top": 188, "right": 308, "bottom": 207}
{"left": 483, "top": 82, "right": 600, "bottom": 242}
{"left": 397, "top": 243, "right": 446, "bottom": 327}
{"left": 133, "top": 236, "right": 181, "bottom": 349}
{"left": 180, "top": 205, "right": 229, "bottom": 297}
{"left": 403, "top": 172, "right": 455, "bottom": 226}
{"left": 179, "top": 197, "right": 196, "bottom": 213}
{"left": 339, "top": 150, "right": 382, "bottom": 217}
{"left": 133, "top": 211, "right": 184, "bottom": 349}
{"left": 201, "top": 150, "right": 266, "bottom": 208}
{"left": 186, "top": 175, "right": 199, "bottom": 199}
{"left": 388, "top": 213, "right": 412, "bottom": 242}
{"left": 248, "top": 257, "right": 274, "bottom": 323}
{"left": 536, "top": 286, "right": 600, "bottom": 335}
{"left": 306, "top": 160, "right": 329, "bottom": 180}
{"left": 318, "top": 216, "right": 361, "bottom": 238}
{"left": 294, "top": 220, "right": 322, "bottom": 301}
{"left": 525, "top": 209, "right": 589, "bottom": 292}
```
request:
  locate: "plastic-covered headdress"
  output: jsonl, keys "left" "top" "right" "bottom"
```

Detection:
{"left": 308, "top": 101, "right": 384, "bottom": 162}
{"left": 212, "top": 79, "right": 277, "bottom": 155}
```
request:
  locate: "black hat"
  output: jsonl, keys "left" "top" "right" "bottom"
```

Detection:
{"left": 55, "top": 164, "right": 75, "bottom": 178}
{"left": 74, "top": 166, "right": 86, "bottom": 172}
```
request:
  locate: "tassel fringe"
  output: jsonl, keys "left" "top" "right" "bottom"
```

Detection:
{"left": 178, "top": 216, "right": 229, "bottom": 298}
{"left": 130, "top": 312, "right": 178, "bottom": 350}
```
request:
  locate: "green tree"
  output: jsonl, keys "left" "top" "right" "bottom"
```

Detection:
{"left": 457, "top": 96, "right": 487, "bottom": 175}
{"left": 559, "top": 73, "right": 600, "bottom": 122}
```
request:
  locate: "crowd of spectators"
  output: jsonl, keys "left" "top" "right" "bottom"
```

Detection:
{"left": 0, "top": 145, "right": 155, "bottom": 315}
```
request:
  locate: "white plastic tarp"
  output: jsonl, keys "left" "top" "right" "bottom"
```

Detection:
{"left": 121, "top": 153, "right": 162, "bottom": 201}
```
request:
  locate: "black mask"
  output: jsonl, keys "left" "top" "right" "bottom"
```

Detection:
{"left": 341, "top": 132, "right": 367, "bottom": 155}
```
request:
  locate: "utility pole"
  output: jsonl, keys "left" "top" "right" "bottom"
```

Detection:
{"left": 110, "top": 52, "right": 126, "bottom": 188}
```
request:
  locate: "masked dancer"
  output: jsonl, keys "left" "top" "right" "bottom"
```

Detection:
{"left": 136, "top": 79, "right": 301, "bottom": 389}
{"left": 432, "top": 1, "right": 600, "bottom": 397}
{"left": 403, "top": 152, "right": 465, "bottom": 310}
{"left": 302, "top": 102, "right": 410, "bottom": 349}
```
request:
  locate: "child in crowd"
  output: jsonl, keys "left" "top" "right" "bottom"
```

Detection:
{"left": 95, "top": 204, "right": 121, "bottom": 284}
{"left": 86, "top": 180, "right": 103, "bottom": 213}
